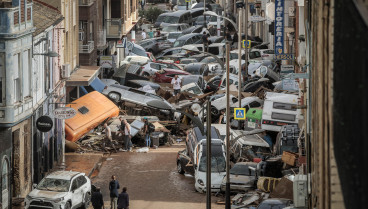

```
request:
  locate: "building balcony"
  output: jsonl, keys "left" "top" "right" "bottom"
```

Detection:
{"left": 106, "top": 18, "right": 122, "bottom": 39}
{"left": 79, "top": 41, "right": 94, "bottom": 53}
{"left": 79, "top": 0, "right": 95, "bottom": 6}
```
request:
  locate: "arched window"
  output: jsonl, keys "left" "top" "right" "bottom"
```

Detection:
{"left": 1, "top": 158, "right": 9, "bottom": 209}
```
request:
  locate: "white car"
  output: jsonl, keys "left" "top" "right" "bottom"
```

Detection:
{"left": 140, "top": 61, "right": 183, "bottom": 76}
{"left": 120, "top": 56, "right": 150, "bottom": 66}
{"left": 259, "top": 49, "right": 275, "bottom": 60}
{"left": 25, "top": 171, "right": 92, "bottom": 209}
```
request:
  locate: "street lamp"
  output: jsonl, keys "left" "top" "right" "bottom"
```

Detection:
{"left": 203, "top": 11, "right": 238, "bottom": 32}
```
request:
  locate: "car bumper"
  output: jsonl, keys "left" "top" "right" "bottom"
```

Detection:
{"left": 25, "top": 199, "right": 67, "bottom": 209}
{"left": 195, "top": 182, "right": 221, "bottom": 193}
{"left": 220, "top": 183, "right": 254, "bottom": 193}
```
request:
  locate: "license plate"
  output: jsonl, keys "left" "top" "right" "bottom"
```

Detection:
{"left": 248, "top": 121, "right": 256, "bottom": 129}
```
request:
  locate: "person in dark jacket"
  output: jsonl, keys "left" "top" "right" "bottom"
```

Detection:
{"left": 109, "top": 175, "right": 120, "bottom": 209}
{"left": 91, "top": 187, "right": 104, "bottom": 209}
{"left": 117, "top": 187, "right": 129, "bottom": 209}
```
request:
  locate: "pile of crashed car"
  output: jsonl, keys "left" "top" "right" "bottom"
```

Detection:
{"left": 61, "top": 2, "right": 307, "bottom": 208}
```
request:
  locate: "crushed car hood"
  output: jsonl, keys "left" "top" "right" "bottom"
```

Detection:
{"left": 28, "top": 189, "right": 68, "bottom": 199}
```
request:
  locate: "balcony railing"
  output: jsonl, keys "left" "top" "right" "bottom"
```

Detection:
{"left": 106, "top": 18, "right": 122, "bottom": 39}
{"left": 79, "top": 41, "right": 94, "bottom": 53}
{"left": 79, "top": 0, "right": 95, "bottom": 6}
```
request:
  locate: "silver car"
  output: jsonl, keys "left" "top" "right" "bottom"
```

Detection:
{"left": 102, "top": 84, "right": 174, "bottom": 110}
{"left": 220, "top": 162, "right": 257, "bottom": 193}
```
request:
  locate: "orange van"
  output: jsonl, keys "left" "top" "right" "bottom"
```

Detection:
{"left": 65, "top": 91, "right": 119, "bottom": 142}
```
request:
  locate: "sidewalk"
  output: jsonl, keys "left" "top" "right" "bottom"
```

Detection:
{"left": 65, "top": 153, "right": 104, "bottom": 178}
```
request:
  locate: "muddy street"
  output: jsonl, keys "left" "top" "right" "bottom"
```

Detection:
{"left": 92, "top": 144, "right": 225, "bottom": 209}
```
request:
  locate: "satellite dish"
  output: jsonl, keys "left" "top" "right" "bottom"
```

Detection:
{"left": 191, "top": 103, "right": 201, "bottom": 114}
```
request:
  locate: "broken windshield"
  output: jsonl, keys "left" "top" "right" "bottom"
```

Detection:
{"left": 37, "top": 178, "right": 71, "bottom": 192}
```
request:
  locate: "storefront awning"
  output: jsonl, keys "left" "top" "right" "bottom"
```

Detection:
{"left": 66, "top": 66, "right": 101, "bottom": 86}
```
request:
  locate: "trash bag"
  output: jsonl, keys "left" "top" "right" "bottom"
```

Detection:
{"left": 136, "top": 147, "right": 149, "bottom": 153}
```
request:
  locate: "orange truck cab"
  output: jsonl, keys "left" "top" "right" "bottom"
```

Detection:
{"left": 65, "top": 91, "right": 119, "bottom": 142}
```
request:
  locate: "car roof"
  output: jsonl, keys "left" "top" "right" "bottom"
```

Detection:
{"left": 167, "top": 10, "right": 191, "bottom": 17}
{"left": 176, "top": 33, "right": 202, "bottom": 40}
{"left": 164, "top": 23, "right": 187, "bottom": 27}
{"left": 163, "top": 68, "right": 189, "bottom": 73}
{"left": 193, "top": 126, "right": 221, "bottom": 141}
{"left": 46, "top": 171, "right": 83, "bottom": 180}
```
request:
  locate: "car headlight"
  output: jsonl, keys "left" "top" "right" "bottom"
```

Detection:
{"left": 53, "top": 197, "right": 64, "bottom": 203}
{"left": 197, "top": 179, "right": 204, "bottom": 186}
{"left": 25, "top": 195, "right": 32, "bottom": 201}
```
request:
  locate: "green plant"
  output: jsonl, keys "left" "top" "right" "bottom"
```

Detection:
{"left": 144, "top": 7, "right": 164, "bottom": 23}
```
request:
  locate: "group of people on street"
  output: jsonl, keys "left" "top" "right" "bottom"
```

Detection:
{"left": 91, "top": 176, "right": 130, "bottom": 209}
{"left": 103, "top": 117, "right": 133, "bottom": 153}
{"left": 141, "top": 28, "right": 161, "bottom": 40}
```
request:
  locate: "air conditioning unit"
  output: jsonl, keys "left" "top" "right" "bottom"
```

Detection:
{"left": 293, "top": 174, "right": 308, "bottom": 208}
{"left": 62, "top": 64, "right": 71, "bottom": 79}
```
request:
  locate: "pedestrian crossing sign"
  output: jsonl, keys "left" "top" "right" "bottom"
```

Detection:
{"left": 234, "top": 108, "right": 246, "bottom": 120}
{"left": 242, "top": 40, "right": 251, "bottom": 48}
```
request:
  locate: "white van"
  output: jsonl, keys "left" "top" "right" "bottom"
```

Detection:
{"left": 177, "top": 127, "right": 226, "bottom": 193}
{"left": 261, "top": 92, "right": 303, "bottom": 132}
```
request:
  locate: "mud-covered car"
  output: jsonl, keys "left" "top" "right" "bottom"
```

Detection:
{"left": 25, "top": 171, "right": 91, "bottom": 209}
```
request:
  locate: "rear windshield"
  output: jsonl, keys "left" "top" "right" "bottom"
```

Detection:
{"left": 199, "top": 145, "right": 226, "bottom": 172}
{"left": 271, "top": 112, "right": 296, "bottom": 121}
{"left": 230, "top": 164, "right": 256, "bottom": 176}
{"left": 273, "top": 102, "right": 296, "bottom": 111}
{"left": 163, "top": 16, "right": 179, "bottom": 24}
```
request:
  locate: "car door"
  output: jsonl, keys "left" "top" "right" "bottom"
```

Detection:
{"left": 70, "top": 176, "right": 84, "bottom": 208}
{"left": 77, "top": 176, "right": 90, "bottom": 203}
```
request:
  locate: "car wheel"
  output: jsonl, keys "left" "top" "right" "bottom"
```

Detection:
{"left": 177, "top": 161, "right": 185, "bottom": 174}
{"left": 142, "top": 72, "right": 150, "bottom": 77}
{"left": 82, "top": 192, "right": 91, "bottom": 209}
{"left": 108, "top": 92, "right": 121, "bottom": 103}
{"left": 64, "top": 202, "right": 71, "bottom": 209}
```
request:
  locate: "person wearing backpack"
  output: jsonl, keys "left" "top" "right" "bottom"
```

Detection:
{"left": 143, "top": 117, "right": 154, "bottom": 148}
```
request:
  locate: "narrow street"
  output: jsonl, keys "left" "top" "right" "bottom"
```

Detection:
{"left": 92, "top": 144, "right": 224, "bottom": 209}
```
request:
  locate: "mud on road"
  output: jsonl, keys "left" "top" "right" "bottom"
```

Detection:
{"left": 92, "top": 144, "right": 225, "bottom": 209}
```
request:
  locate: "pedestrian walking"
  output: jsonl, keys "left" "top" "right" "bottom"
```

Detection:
{"left": 103, "top": 123, "right": 117, "bottom": 153}
{"left": 143, "top": 117, "right": 151, "bottom": 148}
{"left": 141, "top": 29, "right": 147, "bottom": 40}
{"left": 171, "top": 74, "right": 182, "bottom": 104}
{"left": 232, "top": 32, "right": 238, "bottom": 48}
{"left": 141, "top": 0, "right": 145, "bottom": 10}
{"left": 91, "top": 187, "right": 104, "bottom": 209}
{"left": 122, "top": 119, "right": 133, "bottom": 152}
{"left": 117, "top": 187, "right": 129, "bottom": 209}
{"left": 109, "top": 176, "right": 120, "bottom": 209}
{"left": 155, "top": 28, "right": 161, "bottom": 37}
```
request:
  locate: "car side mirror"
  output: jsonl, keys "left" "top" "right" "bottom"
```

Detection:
{"left": 32, "top": 184, "right": 37, "bottom": 189}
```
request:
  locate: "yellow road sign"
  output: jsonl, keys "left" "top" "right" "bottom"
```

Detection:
{"left": 242, "top": 40, "right": 251, "bottom": 48}
{"left": 234, "top": 108, "right": 246, "bottom": 120}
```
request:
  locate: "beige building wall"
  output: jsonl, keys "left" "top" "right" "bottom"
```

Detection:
{"left": 38, "top": 0, "right": 79, "bottom": 70}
